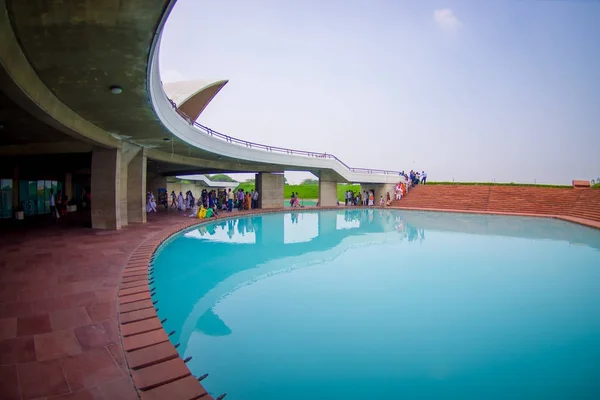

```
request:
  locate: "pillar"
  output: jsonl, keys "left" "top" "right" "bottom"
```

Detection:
{"left": 127, "top": 149, "right": 147, "bottom": 224}
{"left": 64, "top": 173, "right": 73, "bottom": 199}
{"left": 91, "top": 148, "right": 121, "bottom": 230}
{"left": 256, "top": 172, "right": 284, "bottom": 209}
{"left": 118, "top": 143, "right": 143, "bottom": 227}
{"left": 12, "top": 166, "right": 19, "bottom": 211}
{"left": 367, "top": 183, "right": 396, "bottom": 205}
{"left": 118, "top": 161, "right": 128, "bottom": 226}
{"left": 318, "top": 180, "right": 338, "bottom": 207}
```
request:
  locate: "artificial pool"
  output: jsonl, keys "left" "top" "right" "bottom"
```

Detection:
{"left": 152, "top": 209, "right": 600, "bottom": 399}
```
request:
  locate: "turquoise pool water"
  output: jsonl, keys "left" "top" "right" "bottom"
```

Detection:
{"left": 152, "top": 210, "right": 600, "bottom": 400}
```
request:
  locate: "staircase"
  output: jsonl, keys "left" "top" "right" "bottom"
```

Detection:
{"left": 568, "top": 189, "right": 600, "bottom": 222}
{"left": 395, "top": 185, "right": 490, "bottom": 211}
{"left": 486, "top": 186, "right": 580, "bottom": 215}
{"left": 393, "top": 185, "right": 600, "bottom": 223}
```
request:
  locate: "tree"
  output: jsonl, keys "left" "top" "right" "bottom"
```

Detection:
{"left": 207, "top": 174, "right": 236, "bottom": 183}
{"left": 301, "top": 178, "right": 318, "bottom": 185}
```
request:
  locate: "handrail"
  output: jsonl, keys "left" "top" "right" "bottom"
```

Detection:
{"left": 171, "top": 103, "right": 404, "bottom": 176}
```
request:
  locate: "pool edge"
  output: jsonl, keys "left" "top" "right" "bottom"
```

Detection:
{"left": 116, "top": 206, "right": 600, "bottom": 399}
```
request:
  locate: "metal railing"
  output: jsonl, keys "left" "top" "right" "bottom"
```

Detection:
{"left": 171, "top": 104, "right": 403, "bottom": 176}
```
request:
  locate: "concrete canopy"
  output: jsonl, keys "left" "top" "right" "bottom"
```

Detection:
{"left": 0, "top": 0, "right": 400, "bottom": 184}
{"left": 0, "top": 0, "right": 257, "bottom": 169}
{"left": 163, "top": 79, "right": 228, "bottom": 122}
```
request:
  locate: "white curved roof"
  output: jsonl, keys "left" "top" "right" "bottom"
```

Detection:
{"left": 162, "top": 79, "right": 229, "bottom": 121}
{"left": 151, "top": 38, "right": 400, "bottom": 184}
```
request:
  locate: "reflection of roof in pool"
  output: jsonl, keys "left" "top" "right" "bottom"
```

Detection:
{"left": 154, "top": 210, "right": 404, "bottom": 347}
{"left": 195, "top": 309, "right": 231, "bottom": 337}
{"left": 181, "top": 231, "right": 401, "bottom": 353}
{"left": 155, "top": 210, "right": 600, "bottom": 353}
{"left": 398, "top": 211, "right": 600, "bottom": 250}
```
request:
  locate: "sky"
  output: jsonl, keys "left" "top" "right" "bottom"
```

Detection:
{"left": 159, "top": 0, "right": 600, "bottom": 185}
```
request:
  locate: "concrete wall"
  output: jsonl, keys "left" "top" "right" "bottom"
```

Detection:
{"left": 147, "top": 173, "right": 167, "bottom": 199}
{"left": 256, "top": 172, "right": 284, "bottom": 209}
{"left": 319, "top": 180, "right": 338, "bottom": 207}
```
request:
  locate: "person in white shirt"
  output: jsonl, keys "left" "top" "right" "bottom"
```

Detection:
{"left": 146, "top": 192, "right": 157, "bottom": 213}
{"left": 421, "top": 171, "right": 427, "bottom": 184}
{"left": 49, "top": 189, "right": 58, "bottom": 219}
{"left": 177, "top": 192, "right": 184, "bottom": 210}
{"left": 252, "top": 190, "right": 259, "bottom": 209}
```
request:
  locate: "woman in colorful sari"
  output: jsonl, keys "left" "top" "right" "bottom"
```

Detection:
{"left": 245, "top": 192, "right": 252, "bottom": 210}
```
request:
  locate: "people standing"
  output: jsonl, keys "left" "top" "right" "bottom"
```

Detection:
{"left": 177, "top": 192, "right": 184, "bottom": 211}
{"left": 170, "top": 191, "right": 177, "bottom": 208}
{"left": 227, "top": 189, "right": 233, "bottom": 212}
{"left": 49, "top": 189, "right": 58, "bottom": 220}
{"left": 252, "top": 189, "right": 259, "bottom": 209}
{"left": 421, "top": 171, "right": 427, "bottom": 184}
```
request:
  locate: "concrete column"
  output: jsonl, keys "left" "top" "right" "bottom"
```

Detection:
{"left": 118, "top": 143, "right": 143, "bottom": 227}
{"left": 256, "top": 172, "right": 284, "bottom": 209}
{"left": 127, "top": 149, "right": 147, "bottom": 224}
{"left": 91, "top": 148, "right": 122, "bottom": 230}
{"left": 366, "top": 183, "right": 396, "bottom": 206}
{"left": 118, "top": 162, "right": 128, "bottom": 226}
{"left": 64, "top": 173, "right": 73, "bottom": 199}
{"left": 12, "top": 166, "right": 19, "bottom": 210}
{"left": 318, "top": 180, "right": 338, "bottom": 207}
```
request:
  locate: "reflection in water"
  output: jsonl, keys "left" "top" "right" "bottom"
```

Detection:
{"left": 153, "top": 210, "right": 600, "bottom": 400}
{"left": 284, "top": 212, "right": 318, "bottom": 244}
{"left": 195, "top": 309, "right": 231, "bottom": 337}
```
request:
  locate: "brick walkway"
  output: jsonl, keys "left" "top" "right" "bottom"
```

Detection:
{"left": 0, "top": 210, "right": 203, "bottom": 400}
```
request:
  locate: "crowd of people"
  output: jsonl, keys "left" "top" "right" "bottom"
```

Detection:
{"left": 145, "top": 169, "right": 427, "bottom": 217}
{"left": 395, "top": 170, "right": 427, "bottom": 201}
{"left": 146, "top": 187, "right": 261, "bottom": 218}
{"left": 343, "top": 189, "right": 379, "bottom": 207}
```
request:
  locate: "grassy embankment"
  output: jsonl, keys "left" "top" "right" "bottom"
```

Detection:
{"left": 234, "top": 182, "right": 361, "bottom": 202}
{"left": 425, "top": 182, "right": 573, "bottom": 189}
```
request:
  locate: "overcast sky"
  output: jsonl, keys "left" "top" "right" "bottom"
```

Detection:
{"left": 159, "top": 0, "right": 600, "bottom": 185}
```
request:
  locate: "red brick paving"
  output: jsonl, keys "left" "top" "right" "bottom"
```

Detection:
{"left": 0, "top": 210, "right": 210, "bottom": 399}
{"left": 1, "top": 203, "right": 598, "bottom": 400}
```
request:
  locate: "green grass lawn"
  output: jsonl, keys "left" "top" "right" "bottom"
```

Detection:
{"left": 234, "top": 180, "right": 579, "bottom": 202}
{"left": 234, "top": 183, "right": 361, "bottom": 202}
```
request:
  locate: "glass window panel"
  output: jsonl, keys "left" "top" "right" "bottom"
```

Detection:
{"left": 37, "top": 180, "right": 46, "bottom": 214}
{"left": 27, "top": 181, "right": 37, "bottom": 215}
{"left": 0, "top": 181, "right": 12, "bottom": 219}
{"left": 45, "top": 180, "right": 51, "bottom": 213}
